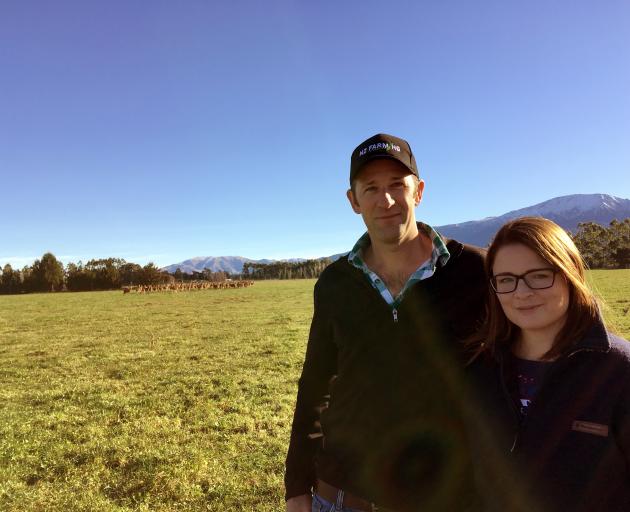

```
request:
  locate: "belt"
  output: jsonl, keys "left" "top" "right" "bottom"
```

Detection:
{"left": 315, "top": 479, "right": 396, "bottom": 512}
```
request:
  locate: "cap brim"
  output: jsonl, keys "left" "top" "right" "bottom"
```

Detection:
{"left": 350, "top": 154, "right": 417, "bottom": 182}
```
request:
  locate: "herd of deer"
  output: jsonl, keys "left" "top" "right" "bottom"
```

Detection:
{"left": 122, "top": 280, "right": 255, "bottom": 294}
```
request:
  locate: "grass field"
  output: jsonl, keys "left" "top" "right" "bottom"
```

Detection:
{"left": 1, "top": 271, "right": 628, "bottom": 511}
{"left": 589, "top": 269, "right": 630, "bottom": 336}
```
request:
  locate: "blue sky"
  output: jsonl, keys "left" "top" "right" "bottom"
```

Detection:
{"left": 1, "top": 0, "right": 629, "bottom": 269}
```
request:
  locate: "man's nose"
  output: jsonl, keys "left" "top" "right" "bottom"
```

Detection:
{"left": 377, "top": 191, "right": 395, "bottom": 208}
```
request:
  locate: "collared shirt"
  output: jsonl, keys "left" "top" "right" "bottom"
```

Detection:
{"left": 347, "top": 222, "right": 450, "bottom": 307}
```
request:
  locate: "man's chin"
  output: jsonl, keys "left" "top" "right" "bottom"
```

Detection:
{"left": 373, "top": 227, "right": 406, "bottom": 245}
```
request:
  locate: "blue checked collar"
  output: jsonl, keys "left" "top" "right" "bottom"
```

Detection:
{"left": 347, "top": 222, "right": 450, "bottom": 306}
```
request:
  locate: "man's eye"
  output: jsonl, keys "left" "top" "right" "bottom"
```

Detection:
{"left": 364, "top": 186, "right": 376, "bottom": 192}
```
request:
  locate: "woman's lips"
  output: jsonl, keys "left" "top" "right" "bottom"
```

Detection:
{"left": 516, "top": 304, "right": 542, "bottom": 312}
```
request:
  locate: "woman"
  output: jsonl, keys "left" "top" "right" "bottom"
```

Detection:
{"left": 467, "top": 216, "right": 630, "bottom": 512}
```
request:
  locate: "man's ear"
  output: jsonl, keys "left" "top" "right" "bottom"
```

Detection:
{"left": 415, "top": 179, "right": 425, "bottom": 207}
{"left": 347, "top": 189, "right": 361, "bottom": 214}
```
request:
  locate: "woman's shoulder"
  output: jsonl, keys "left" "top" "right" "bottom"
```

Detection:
{"left": 579, "top": 321, "right": 630, "bottom": 366}
{"left": 608, "top": 332, "right": 630, "bottom": 362}
{"left": 594, "top": 332, "right": 630, "bottom": 392}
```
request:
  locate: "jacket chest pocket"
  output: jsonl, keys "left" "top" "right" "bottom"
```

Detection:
{"left": 553, "top": 420, "right": 613, "bottom": 472}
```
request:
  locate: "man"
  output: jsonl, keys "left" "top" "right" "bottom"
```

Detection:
{"left": 285, "top": 134, "right": 487, "bottom": 512}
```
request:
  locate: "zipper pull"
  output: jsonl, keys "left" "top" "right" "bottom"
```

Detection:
{"left": 392, "top": 308, "right": 398, "bottom": 322}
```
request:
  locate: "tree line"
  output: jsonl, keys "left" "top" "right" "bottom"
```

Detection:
{"left": 242, "top": 259, "right": 332, "bottom": 280}
{"left": 0, "top": 255, "right": 170, "bottom": 294}
{"left": 1, "top": 219, "right": 626, "bottom": 294}
{"left": 0, "top": 254, "right": 330, "bottom": 295}
{"left": 172, "top": 268, "right": 231, "bottom": 283}
{"left": 571, "top": 219, "right": 629, "bottom": 269}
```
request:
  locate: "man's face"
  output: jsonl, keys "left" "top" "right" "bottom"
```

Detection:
{"left": 347, "top": 159, "right": 424, "bottom": 245}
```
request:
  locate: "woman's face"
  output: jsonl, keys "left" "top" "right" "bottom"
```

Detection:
{"left": 492, "top": 243, "right": 570, "bottom": 342}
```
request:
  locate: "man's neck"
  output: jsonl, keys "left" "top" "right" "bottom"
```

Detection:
{"left": 363, "top": 228, "right": 434, "bottom": 297}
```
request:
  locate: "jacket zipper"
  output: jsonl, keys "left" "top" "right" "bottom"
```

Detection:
{"left": 498, "top": 355, "right": 521, "bottom": 452}
{"left": 357, "top": 270, "right": 399, "bottom": 323}
{"left": 501, "top": 356, "right": 557, "bottom": 453}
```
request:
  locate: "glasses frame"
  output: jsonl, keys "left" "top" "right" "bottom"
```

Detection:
{"left": 490, "top": 268, "right": 558, "bottom": 294}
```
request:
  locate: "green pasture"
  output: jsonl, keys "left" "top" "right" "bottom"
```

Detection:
{"left": 589, "top": 269, "right": 630, "bottom": 336}
{"left": 0, "top": 271, "right": 628, "bottom": 511}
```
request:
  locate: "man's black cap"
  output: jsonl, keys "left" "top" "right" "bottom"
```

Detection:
{"left": 350, "top": 133, "right": 419, "bottom": 184}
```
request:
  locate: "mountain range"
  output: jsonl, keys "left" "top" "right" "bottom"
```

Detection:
{"left": 436, "top": 193, "right": 630, "bottom": 247}
{"left": 161, "top": 256, "right": 307, "bottom": 275}
{"left": 161, "top": 193, "right": 630, "bottom": 274}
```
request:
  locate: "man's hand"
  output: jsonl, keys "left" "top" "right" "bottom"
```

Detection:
{"left": 286, "top": 493, "right": 312, "bottom": 512}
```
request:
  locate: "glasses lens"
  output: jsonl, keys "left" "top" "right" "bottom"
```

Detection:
{"left": 492, "top": 275, "right": 517, "bottom": 293}
{"left": 523, "top": 269, "right": 555, "bottom": 289}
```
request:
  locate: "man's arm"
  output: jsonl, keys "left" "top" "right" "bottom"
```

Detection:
{"left": 285, "top": 279, "right": 337, "bottom": 502}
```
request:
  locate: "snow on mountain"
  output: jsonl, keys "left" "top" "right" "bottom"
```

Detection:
{"left": 437, "top": 193, "right": 630, "bottom": 247}
{"left": 501, "top": 193, "right": 626, "bottom": 218}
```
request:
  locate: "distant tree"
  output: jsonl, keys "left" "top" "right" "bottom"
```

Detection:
{"left": 141, "top": 263, "right": 166, "bottom": 285}
{"left": 36, "top": 252, "right": 64, "bottom": 292}
{"left": 199, "top": 267, "right": 230, "bottom": 282}
{"left": 21, "top": 263, "right": 36, "bottom": 292}
{"left": 84, "top": 258, "right": 124, "bottom": 289}
{"left": 1, "top": 264, "right": 10, "bottom": 293}
{"left": 614, "top": 247, "right": 630, "bottom": 269}
{"left": 191, "top": 270, "right": 204, "bottom": 281}
{"left": 120, "top": 262, "right": 143, "bottom": 285}
{"left": 174, "top": 268, "right": 183, "bottom": 282}
{"left": 66, "top": 262, "right": 82, "bottom": 291}
{"left": 1, "top": 264, "right": 20, "bottom": 294}
{"left": 572, "top": 218, "right": 630, "bottom": 269}
{"left": 573, "top": 222, "right": 609, "bottom": 268}
{"left": 13, "top": 267, "right": 24, "bottom": 292}
{"left": 609, "top": 219, "right": 630, "bottom": 269}
{"left": 66, "top": 261, "right": 94, "bottom": 291}
{"left": 246, "top": 258, "right": 332, "bottom": 280}
{"left": 66, "top": 258, "right": 148, "bottom": 290}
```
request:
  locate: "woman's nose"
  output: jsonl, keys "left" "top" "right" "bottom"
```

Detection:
{"left": 513, "top": 277, "right": 534, "bottom": 296}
